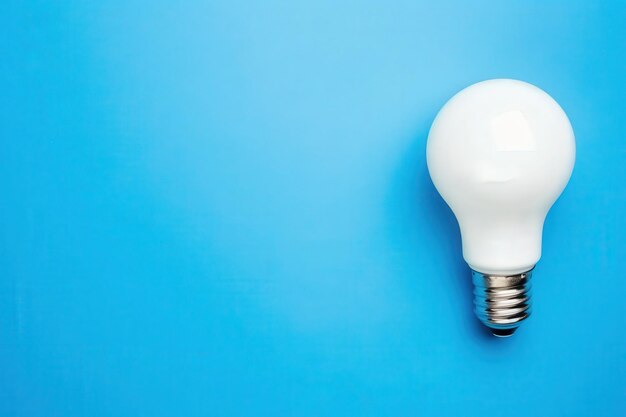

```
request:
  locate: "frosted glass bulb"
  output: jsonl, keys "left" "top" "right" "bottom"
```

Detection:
{"left": 426, "top": 79, "right": 575, "bottom": 337}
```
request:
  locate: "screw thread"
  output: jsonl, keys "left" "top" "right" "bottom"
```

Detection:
{"left": 471, "top": 269, "right": 533, "bottom": 337}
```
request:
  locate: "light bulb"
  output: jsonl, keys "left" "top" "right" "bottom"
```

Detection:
{"left": 426, "top": 79, "right": 575, "bottom": 337}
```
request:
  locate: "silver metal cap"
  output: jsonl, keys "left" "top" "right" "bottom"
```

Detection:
{"left": 471, "top": 268, "right": 533, "bottom": 337}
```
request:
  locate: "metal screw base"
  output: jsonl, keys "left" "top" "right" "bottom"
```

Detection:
{"left": 471, "top": 268, "right": 533, "bottom": 337}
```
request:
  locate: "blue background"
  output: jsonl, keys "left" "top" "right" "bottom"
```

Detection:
{"left": 2, "top": 1, "right": 625, "bottom": 416}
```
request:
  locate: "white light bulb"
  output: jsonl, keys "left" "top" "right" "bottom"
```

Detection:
{"left": 426, "top": 79, "right": 575, "bottom": 336}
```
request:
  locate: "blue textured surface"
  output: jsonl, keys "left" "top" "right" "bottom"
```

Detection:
{"left": 1, "top": 2, "right": 625, "bottom": 416}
